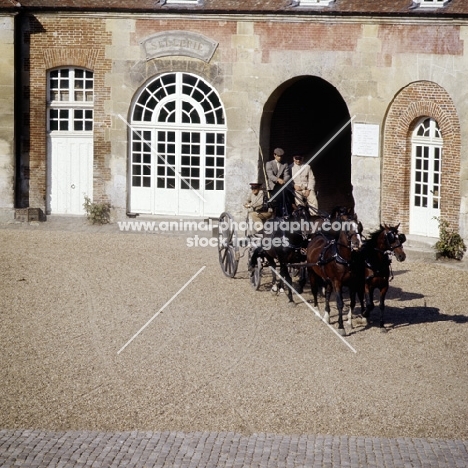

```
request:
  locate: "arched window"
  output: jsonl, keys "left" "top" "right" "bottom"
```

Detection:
{"left": 130, "top": 72, "right": 226, "bottom": 216}
{"left": 410, "top": 117, "right": 442, "bottom": 237}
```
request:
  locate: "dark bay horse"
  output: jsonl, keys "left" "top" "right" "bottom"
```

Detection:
{"left": 358, "top": 224, "right": 406, "bottom": 331}
{"left": 306, "top": 210, "right": 363, "bottom": 335}
{"left": 248, "top": 206, "right": 312, "bottom": 303}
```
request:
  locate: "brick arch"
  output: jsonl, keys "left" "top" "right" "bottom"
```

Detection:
{"left": 43, "top": 49, "right": 100, "bottom": 70}
{"left": 382, "top": 81, "right": 461, "bottom": 233}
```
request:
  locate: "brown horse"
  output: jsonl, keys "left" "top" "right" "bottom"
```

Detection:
{"left": 358, "top": 224, "right": 406, "bottom": 331}
{"left": 306, "top": 210, "right": 363, "bottom": 336}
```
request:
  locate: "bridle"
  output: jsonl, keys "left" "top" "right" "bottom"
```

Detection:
{"left": 377, "top": 230, "right": 406, "bottom": 256}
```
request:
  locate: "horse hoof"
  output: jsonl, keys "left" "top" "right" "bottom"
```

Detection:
{"left": 288, "top": 301, "right": 296, "bottom": 307}
{"left": 337, "top": 328, "right": 346, "bottom": 337}
{"left": 279, "top": 288, "right": 285, "bottom": 294}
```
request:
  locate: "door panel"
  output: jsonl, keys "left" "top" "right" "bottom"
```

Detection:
{"left": 49, "top": 136, "right": 93, "bottom": 214}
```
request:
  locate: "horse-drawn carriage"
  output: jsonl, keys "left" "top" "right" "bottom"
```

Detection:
{"left": 217, "top": 206, "right": 407, "bottom": 335}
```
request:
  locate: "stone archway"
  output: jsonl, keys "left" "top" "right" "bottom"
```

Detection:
{"left": 260, "top": 76, "right": 353, "bottom": 213}
{"left": 382, "top": 81, "right": 461, "bottom": 234}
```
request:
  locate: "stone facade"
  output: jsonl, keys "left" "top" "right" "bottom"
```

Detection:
{"left": 0, "top": 14, "right": 15, "bottom": 221}
{"left": 2, "top": 3, "right": 468, "bottom": 240}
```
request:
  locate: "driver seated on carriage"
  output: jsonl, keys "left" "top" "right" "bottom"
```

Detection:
{"left": 244, "top": 182, "right": 273, "bottom": 234}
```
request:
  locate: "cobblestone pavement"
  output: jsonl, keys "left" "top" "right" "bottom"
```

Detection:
{"left": 1, "top": 430, "right": 468, "bottom": 467}
{"left": 1, "top": 216, "right": 468, "bottom": 467}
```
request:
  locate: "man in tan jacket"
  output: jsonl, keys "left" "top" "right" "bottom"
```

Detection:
{"left": 288, "top": 155, "right": 318, "bottom": 214}
{"left": 244, "top": 182, "right": 272, "bottom": 232}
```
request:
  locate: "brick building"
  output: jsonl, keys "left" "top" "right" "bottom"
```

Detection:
{"left": 1, "top": 0, "right": 467, "bottom": 240}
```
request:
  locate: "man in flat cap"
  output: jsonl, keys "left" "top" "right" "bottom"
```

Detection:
{"left": 289, "top": 155, "right": 317, "bottom": 214}
{"left": 244, "top": 182, "right": 272, "bottom": 233}
{"left": 265, "top": 148, "right": 291, "bottom": 216}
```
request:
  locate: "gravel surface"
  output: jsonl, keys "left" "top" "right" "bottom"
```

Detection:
{"left": 1, "top": 222, "right": 467, "bottom": 440}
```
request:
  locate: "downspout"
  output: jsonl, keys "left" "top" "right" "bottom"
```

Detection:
{"left": 14, "top": 4, "right": 26, "bottom": 208}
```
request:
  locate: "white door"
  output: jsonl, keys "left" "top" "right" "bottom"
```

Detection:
{"left": 47, "top": 67, "right": 94, "bottom": 215}
{"left": 49, "top": 136, "right": 93, "bottom": 214}
{"left": 409, "top": 118, "right": 442, "bottom": 237}
{"left": 130, "top": 72, "right": 226, "bottom": 217}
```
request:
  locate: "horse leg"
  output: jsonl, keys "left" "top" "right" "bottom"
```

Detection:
{"left": 351, "top": 281, "right": 365, "bottom": 327}
{"left": 269, "top": 258, "right": 278, "bottom": 294}
{"left": 347, "top": 287, "right": 355, "bottom": 329}
{"left": 334, "top": 282, "right": 346, "bottom": 336}
{"left": 323, "top": 282, "right": 332, "bottom": 324}
{"left": 362, "top": 283, "right": 374, "bottom": 326}
{"left": 297, "top": 267, "right": 307, "bottom": 295}
{"left": 378, "top": 284, "right": 389, "bottom": 332}
{"left": 308, "top": 269, "right": 319, "bottom": 308}
{"left": 280, "top": 262, "right": 295, "bottom": 304}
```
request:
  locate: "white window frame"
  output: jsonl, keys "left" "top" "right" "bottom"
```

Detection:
{"left": 298, "top": 0, "right": 335, "bottom": 6}
{"left": 47, "top": 67, "right": 94, "bottom": 135}
{"left": 412, "top": 0, "right": 449, "bottom": 8}
{"left": 165, "top": 0, "right": 199, "bottom": 4}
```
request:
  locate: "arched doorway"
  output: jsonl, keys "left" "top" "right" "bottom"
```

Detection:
{"left": 382, "top": 81, "right": 461, "bottom": 236}
{"left": 129, "top": 72, "right": 227, "bottom": 217}
{"left": 260, "top": 76, "right": 353, "bottom": 213}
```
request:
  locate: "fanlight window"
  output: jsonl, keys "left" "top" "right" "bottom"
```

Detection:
{"left": 132, "top": 73, "right": 225, "bottom": 126}
{"left": 415, "top": 118, "right": 442, "bottom": 140}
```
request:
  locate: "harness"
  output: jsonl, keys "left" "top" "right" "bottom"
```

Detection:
{"left": 364, "top": 232, "right": 405, "bottom": 282}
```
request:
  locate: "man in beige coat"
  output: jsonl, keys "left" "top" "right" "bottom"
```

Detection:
{"left": 288, "top": 155, "right": 318, "bottom": 214}
{"left": 244, "top": 182, "right": 272, "bottom": 232}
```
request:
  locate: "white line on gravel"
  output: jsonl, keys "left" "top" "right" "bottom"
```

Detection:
{"left": 117, "top": 266, "right": 206, "bottom": 354}
{"left": 269, "top": 267, "right": 357, "bottom": 353}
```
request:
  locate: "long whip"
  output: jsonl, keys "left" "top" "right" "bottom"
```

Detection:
{"left": 250, "top": 127, "right": 270, "bottom": 199}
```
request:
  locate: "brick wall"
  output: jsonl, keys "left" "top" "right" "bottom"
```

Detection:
{"left": 255, "top": 22, "right": 362, "bottom": 62}
{"left": 382, "top": 81, "right": 461, "bottom": 232}
{"left": 27, "top": 15, "right": 112, "bottom": 211}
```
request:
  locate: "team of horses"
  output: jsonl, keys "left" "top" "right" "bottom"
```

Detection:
{"left": 249, "top": 205, "right": 407, "bottom": 335}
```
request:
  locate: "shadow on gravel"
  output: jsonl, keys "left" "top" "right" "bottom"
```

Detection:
{"left": 385, "top": 286, "right": 425, "bottom": 302}
{"left": 365, "top": 305, "right": 468, "bottom": 329}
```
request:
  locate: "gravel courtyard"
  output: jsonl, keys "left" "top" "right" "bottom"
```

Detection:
{"left": 1, "top": 221, "right": 467, "bottom": 440}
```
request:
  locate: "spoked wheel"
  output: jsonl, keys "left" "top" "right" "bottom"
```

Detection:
{"left": 250, "top": 256, "right": 263, "bottom": 290}
{"left": 218, "top": 212, "right": 239, "bottom": 278}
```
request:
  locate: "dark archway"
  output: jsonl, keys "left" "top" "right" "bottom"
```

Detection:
{"left": 260, "top": 76, "right": 353, "bottom": 213}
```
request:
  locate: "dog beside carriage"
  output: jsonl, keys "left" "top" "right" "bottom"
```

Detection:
{"left": 218, "top": 204, "right": 407, "bottom": 336}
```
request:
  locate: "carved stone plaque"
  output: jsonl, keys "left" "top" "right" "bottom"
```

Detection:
{"left": 141, "top": 31, "right": 218, "bottom": 63}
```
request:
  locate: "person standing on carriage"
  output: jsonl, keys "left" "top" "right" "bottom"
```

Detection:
{"left": 265, "top": 148, "right": 291, "bottom": 217}
{"left": 244, "top": 182, "right": 272, "bottom": 233}
{"left": 288, "top": 154, "right": 318, "bottom": 215}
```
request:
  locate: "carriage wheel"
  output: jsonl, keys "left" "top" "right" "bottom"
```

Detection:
{"left": 218, "top": 212, "right": 239, "bottom": 278}
{"left": 250, "top": 256, "right": 263, "bottom": 290}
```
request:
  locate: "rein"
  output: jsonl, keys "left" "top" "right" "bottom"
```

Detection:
{"left": 364, "top": 232, "right": 401, "bottom": 281}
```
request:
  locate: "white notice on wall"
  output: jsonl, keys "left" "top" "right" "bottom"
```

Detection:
{"left": 352, "top": 123, "right": 380, "bottom": 157}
